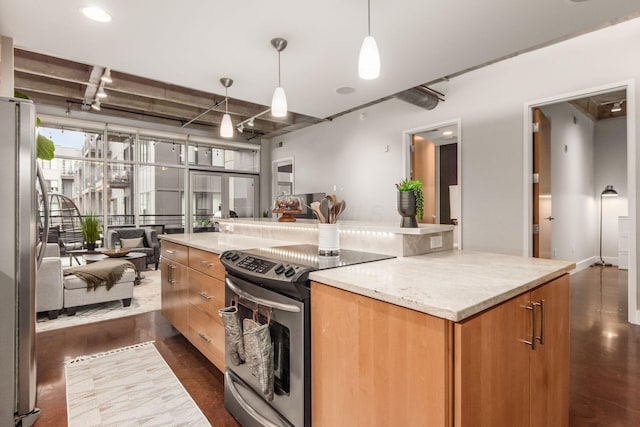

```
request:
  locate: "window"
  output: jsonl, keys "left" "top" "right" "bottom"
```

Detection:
{"left": 38, "top": 122, "right": 259, "bottom": 233}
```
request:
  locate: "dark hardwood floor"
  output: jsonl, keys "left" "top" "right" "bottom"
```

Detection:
{"left": 570, "top": 266, "right": 640, "bottom": 426}
{"left": 33, "top": 267, "right": 639, "bottom": 426}
{"left": 34, "top": 311, "right": 240, "bottom": 427}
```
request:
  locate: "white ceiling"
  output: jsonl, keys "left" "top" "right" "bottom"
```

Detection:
{"left": 1, "top": 1, "right": 640, "bottom": 119}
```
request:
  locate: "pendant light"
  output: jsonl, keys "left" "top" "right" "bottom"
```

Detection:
{"left": 271, "top": 38, "right": 288, "bottom": 117}
{"left": 220, "top": 78, "right": 234, "bottom": 138}
{"left": 358, "top": 0, "right": 380, "bottom": 80}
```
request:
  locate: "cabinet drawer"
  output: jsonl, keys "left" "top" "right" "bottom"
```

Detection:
{"left": 188, "top": 303, "right": 225, "bottom": 371}
{"left": 161, "top": 240, "right": 188, "bottom": 264}
{"left": 189, "top": 247, "right": 225, "bottom": 280}
{"left": 189, "top": 269, "right": 225, "bottom": 324}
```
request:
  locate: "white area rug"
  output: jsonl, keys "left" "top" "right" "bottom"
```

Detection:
{"left": 65, "top": 341, "right": 211, "bottom": 427}
{"left": 36, "top": 269, "right": 161, "bottom": 332}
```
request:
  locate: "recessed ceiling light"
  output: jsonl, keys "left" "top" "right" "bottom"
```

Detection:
{"left": 336, "top": 86, "right": 356, "bottom": 95}
{"left": 81, "top": 6, "right": 112, "bottom": 23}
{"left": 443, "top": 130, "right": 453, "bottom": 136}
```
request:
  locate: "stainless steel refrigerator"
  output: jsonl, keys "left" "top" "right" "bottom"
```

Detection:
{"left": 0, "top": 96, "right": 45, "bottom": 427}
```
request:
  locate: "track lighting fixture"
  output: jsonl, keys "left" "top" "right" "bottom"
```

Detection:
{"left": 91, "top": 100, "right": 101, "bottom": 111}
{"left": 247, "top": 119, "right": 254, "bottom": 127}
{"left": 220, "top": 78, "right": 234, "bottom": 138}
{"left": 611, "top": 102, "right": 622, "bottom": 113}
{"left": 271, "top": 38, "right": 288, "bottom": 117}
{"left": 237, "top": 124, "right": 244, "bottom": 133}
{"left": 96, "top": 85, "right": 107, "bottom": 98}
{"left": 101, "top": 68, "right": 113, "bottom": 84}
{"left": 358, "top": 0, "right": 380, "bottom": 80}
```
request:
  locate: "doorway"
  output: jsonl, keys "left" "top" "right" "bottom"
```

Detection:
{"left": 525, "top": 81, "right": 637, "bottom": 324}
{"left": 403, "top": 120, "right": 462, "bottom": 247}
{"left": 189, "top": 170, "right": 258, "bottom": 231}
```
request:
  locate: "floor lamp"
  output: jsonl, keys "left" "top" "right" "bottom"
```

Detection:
{"left": 594, "top": 185, "right": 618, "bottom": 267}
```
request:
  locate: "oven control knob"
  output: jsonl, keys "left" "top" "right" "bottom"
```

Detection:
{"left": 284, "top": 266, "right": 296, "bottom": 277}
{"left": 275, "top": 264, "right": 285, "bottom": 275}
{"left": 230, "top": 253, "right": 240, "bottom": 261}
{"left": 224, "top": 252, "right": 235, "bottom": 260}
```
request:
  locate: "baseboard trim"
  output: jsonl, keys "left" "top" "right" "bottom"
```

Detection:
{"left": 573, "top": 256, "right": 598, "bottom": 274}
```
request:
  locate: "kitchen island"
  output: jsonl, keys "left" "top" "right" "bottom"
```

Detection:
{"left": 159, "top": 228, "right": 574, "bottom": 426}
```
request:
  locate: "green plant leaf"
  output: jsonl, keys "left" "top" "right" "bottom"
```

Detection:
{"left": 14, "top": 90, "right": 29, "bottom": 99}
{"left": 37, "top": 133, "right": 55, "bottom": 160}
{"left": 396, "top": 178, "right": 424, "bottom": 220}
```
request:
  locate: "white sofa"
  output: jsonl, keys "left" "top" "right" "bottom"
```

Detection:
{"left": 36, "top": 243, "right": 64, "bottom": 319}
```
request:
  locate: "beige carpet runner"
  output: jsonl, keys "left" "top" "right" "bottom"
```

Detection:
{"left": 65, "top": 341, "right": 211, "bottom": 426}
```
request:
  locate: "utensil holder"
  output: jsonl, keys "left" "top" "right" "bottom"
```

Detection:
{"left": 318, "top": 223, "right": 339, "bottom": 256}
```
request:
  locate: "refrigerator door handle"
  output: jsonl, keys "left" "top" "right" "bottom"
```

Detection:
{"left": 35, "top": 163, "right": 49, "bottom": 268}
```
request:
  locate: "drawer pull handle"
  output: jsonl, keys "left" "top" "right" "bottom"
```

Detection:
{"left": 199, "top": 260, "right": 213, "bottom": 268}
{"left": 198, "top": 291, "right": 212, "bottom": 301}
{"left": 198, "top": 332, "right": 211, "bottom": 343}
{"left": 165, "top": 249, "right": 178, "bottom": 254}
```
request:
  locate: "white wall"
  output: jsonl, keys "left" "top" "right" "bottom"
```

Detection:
{"left": 0, "top": 36, "right": 13, "bottom": 97}
{"left": 272, "top": 17, "right": 640, "bottom": 321}
{"left": 595, "top": 116, "right": 629, "bottom": 262}
{"left": 540, "top": 103, "right": 597, "bottom": 265}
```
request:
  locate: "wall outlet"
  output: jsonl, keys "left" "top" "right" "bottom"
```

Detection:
{"left": 430, "top": 235, "right": 443, "bottom": 249}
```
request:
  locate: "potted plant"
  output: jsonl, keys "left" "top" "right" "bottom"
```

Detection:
{"left": 396, "top": 178, "right": 424, "bottom": 228}
{"left": 80, "top": 213, "right": 101, "bottom": 251}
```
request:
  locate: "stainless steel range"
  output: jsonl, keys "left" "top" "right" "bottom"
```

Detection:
{"left": 219, "top": 244, "right": 394, "bottom": 427}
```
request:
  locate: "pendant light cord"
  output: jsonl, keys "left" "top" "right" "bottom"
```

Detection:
{"left": 367, "top": 0, "right": 371, "bottom": 36}
{"left": 225, "top": 87, "right": 228, "bottom": 114}
{"left": 278, "top": 51, "right": 281, "bottom": 87}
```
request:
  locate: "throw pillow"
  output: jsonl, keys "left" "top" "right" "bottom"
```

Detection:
{"left": 120, "top": 237, "right": 144, "bottom": 249}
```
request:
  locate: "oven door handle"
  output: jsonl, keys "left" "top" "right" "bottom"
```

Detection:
{"left": 226, "top": 277, "right": 301, "bottom": 313}
{"left": 224, "top": 371, "right": 283, "bottom": 427}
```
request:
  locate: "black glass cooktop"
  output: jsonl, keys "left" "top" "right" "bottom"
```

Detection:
{"left": 240, "top": 244, "right": 394, "bottom": 270}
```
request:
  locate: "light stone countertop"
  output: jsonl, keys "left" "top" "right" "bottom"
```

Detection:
{"left": 159, "top": 233, "right": 293, "bottom": 254}
{"left": 159, "top": 233, "right": 575, "bottom": 322}
{"left": 308, "top": 250, "right": 575, "bottom": 322}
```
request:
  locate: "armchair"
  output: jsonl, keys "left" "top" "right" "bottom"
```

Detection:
{"left": 106, "top": 228, "right": 160, "bottom": 270}
{"left": 36, "top": 243, "right": 63, "bottom": 319}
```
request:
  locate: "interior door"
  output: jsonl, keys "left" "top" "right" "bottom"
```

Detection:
{"left": 189, "top": 171, "right": 259, "bottom": 227}
{"left": 533, "top": 108, "right": 552, "bottom": 258}
{"left": 411, "top": 135, "right": 436, "bottom": 223}
{"left": 190, "top": 171, "right": 223, "bottom": 229}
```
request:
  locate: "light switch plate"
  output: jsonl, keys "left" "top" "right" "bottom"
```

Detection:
{"left": 430, "top": 235, "right": 443, "bottom": 249}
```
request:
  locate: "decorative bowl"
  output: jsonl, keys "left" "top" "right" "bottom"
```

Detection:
{"left": 102, "top": 249, "right": 131, "bottom": 258}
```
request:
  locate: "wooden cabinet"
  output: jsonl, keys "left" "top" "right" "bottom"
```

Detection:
{"left": 187, "top": 269, "right": 226, "bottom": 370}
{"left": 160, "top": 257, "right": 188, "bottom": 334}
{"left": 529, "top": 276, "right": 570, "bottom": 427}
{"left": 160, "top": 241, "right": 226, "bottom": 372}
{"left": 455, "top": 274, "right": 570, "bottom": 427}
{"left": 311, "top": 282, "right": 452, "bottom": 427}
{"left": 311, "top": 274, "right": 570, "bottom": 427}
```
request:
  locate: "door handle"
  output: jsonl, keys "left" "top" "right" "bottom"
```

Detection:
{"left": 544, "top": 216, "right": 555, "bottom": 221}
{"left": 199, "top": 260, "right": 213, "bottom": 268}
{"left": 168, "top": 264, "right": 177, "bottom": 284}
{"left": 226, "top": 277, "right": 301, "bottom": 313}
{"left": 521, "top": 303, "right": 537, "bottom": 350}
{"left": 533, "top": 300, "right": 545, "bottom": 345}
{"left": 165, "top": 249, "right": 178, "bottom": 254}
